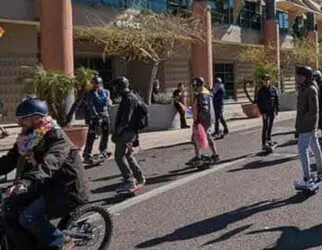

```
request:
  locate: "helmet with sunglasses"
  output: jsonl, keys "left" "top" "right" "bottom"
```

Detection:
{"left": 16, "top": 98, "right": 49, "bottom": 118}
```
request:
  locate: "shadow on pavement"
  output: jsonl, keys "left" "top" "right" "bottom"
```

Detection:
{"left": 202, "top": 224, "right": 252, "bottom": 246}
{"left": 272, "top": 131, "right": 295, "bottom": 137}
{"left": 277, "top": 140, "right": 297, "bottom": 148}
{"left": 90, "top": 174, "right": 122, "bottom": 182}
{"left": 90, "top": 154, "right": 254, "bottom": 206}
{"left": 136, "top": 192, "right": 312, "bottom": 249}
{"left": 247, "top": 224, "right": 322, "bottom": 250}
{"left": 228, "top": 156, "right": 298, "bottom": 173}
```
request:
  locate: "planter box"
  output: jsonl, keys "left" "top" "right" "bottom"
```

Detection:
{"left": 279, "top": 92, "right": 297, "bottom": 111}
{"left": 109, "top": 104, "right": 180, "bottom": 132}
{"left": 241, "top": 103, "right": 261, "bottom": 118}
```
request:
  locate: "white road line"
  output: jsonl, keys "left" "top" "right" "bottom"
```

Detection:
{"left": 108, "top": 158, "right": 246, "bottom": 214}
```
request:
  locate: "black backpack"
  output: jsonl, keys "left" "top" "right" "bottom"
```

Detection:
{"left": 132, "top": 94, "right": 149, "bottom": 130}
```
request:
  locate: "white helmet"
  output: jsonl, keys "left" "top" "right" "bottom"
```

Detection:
{"left": 313, "top": 70, "right": 322, "bottom": 81}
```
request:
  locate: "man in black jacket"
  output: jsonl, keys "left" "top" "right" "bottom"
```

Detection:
{"left": 257, "top": 74, "right": 279, "bottom": 150}
{"left": 0, "top": 98, "right": 88, "bottom": 250}
{"left": 111, "top": 77, "right": 146, "bottom": 192}
{"left": 313, "top": 70, "right": 322, "bottom": 130}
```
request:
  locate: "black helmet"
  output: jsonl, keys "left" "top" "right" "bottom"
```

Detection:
{"left": 313, "top": 70, "right": 322, "bottom": 81}
{"left": 111, "top": 76, "right": 130, "bottom": 91}
{"left": 296, "top": 66, "right": 313, "bottom": 78}
{"left": 215, "top": 77, "right": 222, "bottom": 83}
{"left": 91, "top": 76, "right": 103, "bottom": 85}
{"left": 193, "top": 77, "right": 205, "bottom": 87}
{"left": 16, "top": 98, "right": 49, "bottom": 118}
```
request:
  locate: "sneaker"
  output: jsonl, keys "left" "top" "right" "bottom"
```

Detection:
{"left": 116, "top": 182, "right": 137, "bottom": 192}
{"left": 294, "top": 179, "right": 315, "bottom": 189}
{"left": 83, "top": 157, "right": 94, "bottom": 165}
{"left": 100, "top": 151, "right": 112, "bottom": 159}
{"left": 186, "top": 156, "right": 202, "bottom": 165}
{"left": 137, "top": 177, "right": 146, "bottom": 186}
{"left": 223, "top": 130, "right": 229, "bottom": 135}
{"left": 211, "top": 154, "right": 220, "bottom": 163}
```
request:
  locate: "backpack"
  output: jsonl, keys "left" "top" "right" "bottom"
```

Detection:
{"left": 132, "top": 94, "right": 149, "bottom": 131}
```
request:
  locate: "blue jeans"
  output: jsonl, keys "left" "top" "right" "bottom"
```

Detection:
{"left": 298, "top": 131, "right": 322, "bottom": 179}
{"left": 4, "top": 196, "right": 65, "bottom": 250}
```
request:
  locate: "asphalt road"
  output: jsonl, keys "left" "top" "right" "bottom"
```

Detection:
{"left": 85, "top": 118, "right": 322, "bottom": 250}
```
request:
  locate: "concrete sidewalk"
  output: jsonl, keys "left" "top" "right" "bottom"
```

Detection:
{"left": 0, "top": 111, "right": 296, "bottom": 154}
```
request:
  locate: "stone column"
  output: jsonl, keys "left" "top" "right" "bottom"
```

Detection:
{"left": 264, "top": 0, "right": 280, "bottom": 86}
{"left": 40, "top": 0, "right": 74, "bottom": 76}
{"left": 191, "top": 1, "right": 213, "bottom": 89}
{"left": 40, "top": 0, "right": 75, "bottom": 121}
{"left": 307, "top": 12, "right": 319, "bottom": 69}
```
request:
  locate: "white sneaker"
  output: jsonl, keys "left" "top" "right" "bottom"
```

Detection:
{"left": 294, "top": 179, "right": 315, "bottom": 189}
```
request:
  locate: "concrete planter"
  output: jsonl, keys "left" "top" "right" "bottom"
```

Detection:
{"left": 241, "top": 103, "right": 261, "bottom": 118}
{"left": 109, "top": 104, "right": 180, "bottom": 132}
{"left": 279, "top": 92, "right": 297, "bottom": 111}
{"left": 63, "top": 125, "right": 88, "bottom": 150}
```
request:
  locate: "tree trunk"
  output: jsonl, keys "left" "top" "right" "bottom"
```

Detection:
{"left": 145, "top": 62, "right": 159, "bottom": 104}
{"left": 243, "top": 80, "right": 255, "bottom": 104}
{"left": 63, "top": 96, "right": 84, "bottom": 127}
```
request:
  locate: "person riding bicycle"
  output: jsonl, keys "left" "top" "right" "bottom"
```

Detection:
{"left": 0, "top": 98, "right": 89, "bottom": 250}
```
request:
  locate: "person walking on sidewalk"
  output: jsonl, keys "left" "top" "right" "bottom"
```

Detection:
{"left": 294, "top": 66, "right": 322, "bottom": 189}
{"left": 212, "top": 77, "right": 229, "bottom": 138}
{"left": 83, "top": 76, "right": 112, "bottom": 164}
{"left": 111, "top": 76, "right": 146, "bottom": 192}
{"left": 257, "top": 74, "right": 279, "bottom": 150}
{"left": 173, "top": 83, "right": 190, "bottom": 129}
{"left": 187, "top": 77, "right": 220, "bottom": 165}
{"left": 313, "top": 70, "right": 322, "bottom": 130}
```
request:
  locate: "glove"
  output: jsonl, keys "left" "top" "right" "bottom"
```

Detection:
{"left": 6, "top": 182, "right": 28, "bottom": 197}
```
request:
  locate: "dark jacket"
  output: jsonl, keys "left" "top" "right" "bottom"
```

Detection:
{"left": 213, "top": 83, "right": 225, "bottom": 111}
{"left": 193, "top": 87, "right": 215, "bottom": 128}
{"left": 115, "top": 91, "right": 138, "bottom": 132}
{"left": 257, "top": 85, "right": 279, "bottom": 115}
{"left": 0, "top": 128, "right": 89, "bottom": 217}
{"left": 296, "top": 82, "right": 319, "bottom": 133}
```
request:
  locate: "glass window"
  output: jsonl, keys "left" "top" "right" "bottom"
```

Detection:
{"left": 214, "top": 63, "right": 235, "bottom": 100}
{"left": 148, "top": 0, "right": 167, "bottom": 12}
{"left": 210, "top": 0, "right": 234, "bottom": 25}
{"left": 292, "top": 15, "right": 307, "bottom": 38}
{"left": 238, "top": 1, "right": 262, "bottom": 30}
{"left": 75, "top": 0, "right": 101, "bottom": 4}
{"left": 276, "top": 10, "right": 289, "bottom": 35}
{"left": 101, "top": 0, "right": 126, "bottom": 8}
{"left": 75, "top": 57, "right": 113, "bottom": 87}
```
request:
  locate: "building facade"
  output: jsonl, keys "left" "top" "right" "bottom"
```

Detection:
{"left": 0, "top": 0, "right": 321, "bottom": 122}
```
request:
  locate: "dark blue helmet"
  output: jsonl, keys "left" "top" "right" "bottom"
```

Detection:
{"left": 15, "top": 98, "right": 49, "bottom": 118}
{"left": 296, "top": 66, "right": 313, "bottom": 78}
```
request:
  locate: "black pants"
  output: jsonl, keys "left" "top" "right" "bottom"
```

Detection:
{"left": 262, "top": 113, "right": 275, "bottom": 146}
{"left": 214, "top": 109, "right": 228, "bottom": 134}
{"left": 174, "top": 102, "right": 188, "bottom": 128}
{"left": 83, "top": 118, "right": 110, "bottom": 159}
